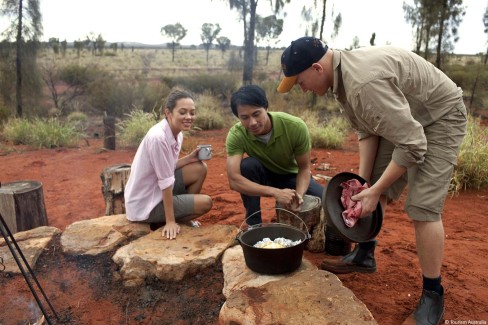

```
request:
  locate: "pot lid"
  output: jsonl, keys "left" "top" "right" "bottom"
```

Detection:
{"left": 323, "top": 172, "right": 383, "bottom": 243}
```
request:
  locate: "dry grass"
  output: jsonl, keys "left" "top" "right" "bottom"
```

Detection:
{"left": 37, "top": 47, "right": 284, "bottom": 82}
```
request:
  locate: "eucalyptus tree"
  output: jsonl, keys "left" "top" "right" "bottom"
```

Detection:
{"left": 227, "top": 0, "right": 258, "bottom": 84}
{"left": 84, "top": 32, "right": 107, "bottom": 56}
{"left": 60, "top": 39, "right": 67, "bottom": 57}
{"left": 404, "top": 0, "right": 465, "bottom": 68}
{"left": 483, "top": 3, "right": 487, "bottom": 64}
{"left": 84, "top": 32, "right": 96, "bottom": 55}
{"left": 331, "top": 12, "right": 342, "bottom": 41}
{"left": 434, "top": 0, "right": 465, "bottom": 68}
{"left": 225, "top": 0, "right": 291, "bottom": 85}
{"left": 48, "top": 37, "right": 59, "bottom": 55}
{"left": 95, "top": 34, "right": 106, "bottom": 56}
{"left": 317, "top": 0, "right": 327, "bottom": 40}
{"left": 200, "top": 23, "right": 221, "bottom": 64}
{"left": 301, "top": 6, "right": 318, "bottom": 37}
{"left": 0, "top": 0, "right": 42, "bottom": 117}
{"left": 216, "top": 36, "right": 231, "bottom": 59}
{"left": 161, "top": 23, "right": 187, "bottom": 62}
{"left": 469, "top": 4, "right": 488, "bottom": 113}
{"left": 255, "top": 15, "right": 283, "bottom": 65}
{"left": 109, "top": 42, "right": 118, "bottom": 53}
{"left": 403, "top": 0, "right": 436, "bottom": 56}
{"left": 73, "top": 40, "right": 84, "bottom": 58}
{"left": 299, "top": 0, "right": 341, "bottom": 43}
{"left": 369, "top": 32, "right": 376, "bottom": 46}
{"left": 348, "top": 36, "right": 360, "bottom": 50}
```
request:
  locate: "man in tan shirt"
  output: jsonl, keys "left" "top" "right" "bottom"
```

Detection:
{"left": 277, "top": 37, "right": 467, "bottom": 325}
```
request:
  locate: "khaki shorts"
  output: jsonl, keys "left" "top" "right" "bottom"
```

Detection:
{"left": 370, "top": 104, "right": 467, "bottom": 221}
{"left": 146, "top": 168, "right": 195, "bottom": 223}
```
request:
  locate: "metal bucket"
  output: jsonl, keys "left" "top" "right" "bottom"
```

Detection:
{"left": 236, "top": 208, "right": 310, "bottom": 275}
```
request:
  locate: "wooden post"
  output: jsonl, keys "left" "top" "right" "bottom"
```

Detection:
{"left": 103, "top": 115, "right": 116, "bottom": 150}
{"left": 276, "top": 195, "right": 325, "bottom": 252}
{"left": 100, "top": 164, "right": 131, "bottom": 215}
{"left": 0, "top": 180, "right": 48, "bottom": 233}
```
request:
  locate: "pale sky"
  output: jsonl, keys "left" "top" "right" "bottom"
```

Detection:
{"left": 1, "top": 0, "right": 486, "bottom": 55}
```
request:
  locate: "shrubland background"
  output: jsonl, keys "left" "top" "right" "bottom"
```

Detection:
{"left": 0, "top": 46, "right": 487, "bottom": 191}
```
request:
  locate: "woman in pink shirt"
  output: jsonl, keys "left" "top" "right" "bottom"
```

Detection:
{"left": 125, "top": 89, "right": 212, "bottom": 239}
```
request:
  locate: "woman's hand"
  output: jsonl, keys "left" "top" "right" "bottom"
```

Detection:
{"left": 190, "top": 147, "right": 200, "bottom": 159}
{"left": 162, "top": 221, "right": 180, "bottom": 239}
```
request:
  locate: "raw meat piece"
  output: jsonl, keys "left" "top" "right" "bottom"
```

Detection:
{"left": 340, "top": 179, "right": 369, "bottom": 227}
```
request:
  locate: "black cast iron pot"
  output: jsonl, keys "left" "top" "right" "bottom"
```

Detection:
{"left": 236, "top": 209, "right": 310, "bottom": 275}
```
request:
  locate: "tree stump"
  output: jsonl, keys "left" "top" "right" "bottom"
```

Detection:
{"left": 0, "top": 181, "right": 48, "bottom": 234}
{"left": 103, "top": 115, "right": 116, "bottom": 150}
{"left": 276, "top": 195, "right": 325, "bottom": 252}
{"left": 100, "top": 164, "right": 131, "bottom": 215}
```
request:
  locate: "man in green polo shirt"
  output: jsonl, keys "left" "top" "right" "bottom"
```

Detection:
{"left": 225, "top": 84, "right": 324, "bottom": 225}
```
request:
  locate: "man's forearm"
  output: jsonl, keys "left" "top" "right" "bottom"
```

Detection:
{"left": 295, "top": 169, "right": 311, "bottom": 197}
{"left": 229, "top": 176, "right": 276, "bottom": 198}
{"left": 358, "top": 135, "right": 379, "bottom": 182}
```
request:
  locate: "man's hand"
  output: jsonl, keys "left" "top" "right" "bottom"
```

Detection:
{"left": 288, "top": 192, "right": 303, "bottom": 212}
{"left": 275, "top": 189, "right": 303, "bottom": 212}
{"left": 162, "top": 221, "right": 180, "bottom": 239}
{"left": 351, "top": 187, "right": 381, "bottom": 218}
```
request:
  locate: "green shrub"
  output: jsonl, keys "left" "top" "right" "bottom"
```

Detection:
{"left": 446, "top": 62, "right": 488, "bottom": 106}
{"left": 30, "top": 118, "right": 81, "bottom": 148}
{"left": 87, "top": 72, "right": 135, "bottom": 116}
{"left": 66, "top": 111, "right": 88, "bottom": 131}
{"left": 451, "top": 116, "right": 488, "bottom": 192}
{"left": 2, "top": 118, "right": 32, "bottom": 145}
{"left": 58, "top": 64, "right": 96, "bottom": 88}
{"left": 226, "top": 51, "right": 243, "bottom": 71}
{"left": 2, "top": 117, "right": 81, "bottom": 148}
{"left": 0, "top": 104, "right": 12, "bottom": 125}
{"left": 300, "top": 112, "right": 350, "bottom": 149}
{"left": 193, "top": 93, "right": 231, "bottom": 130}
{"left": 161, "top": 74, "right": 238, "bottom": 98}
{"left": 141, "top": 83, "right": 171, "bottom": 116}
{"left": 117, "top": 109, "right": 157, "bottom": 147}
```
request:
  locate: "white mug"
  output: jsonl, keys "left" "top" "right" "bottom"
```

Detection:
{"left": 197, "top": 144, "right": 212, "bottom": 160}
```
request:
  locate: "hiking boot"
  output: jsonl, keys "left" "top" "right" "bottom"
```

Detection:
{"left": 320, "top": 240, "right": 377, "bottom": 274}
{"left": 402, "top": 288, "right": 445, "bottom": 325}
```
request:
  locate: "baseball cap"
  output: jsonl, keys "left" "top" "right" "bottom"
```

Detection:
{"left": 277, "top": 37, "right": 328, "bottom": 93}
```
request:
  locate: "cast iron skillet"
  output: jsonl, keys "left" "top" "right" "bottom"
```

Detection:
{"left": 322, "top": 172, "right": 383, "bottom": 243}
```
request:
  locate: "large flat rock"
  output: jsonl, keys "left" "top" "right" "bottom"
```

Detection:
{"left": 112, "top": 224, "right": 238, "bottom": 287}
{"left": 60, "top": 214, "right": 151, "bottom": 255}
{"left": 219, "top": 246, "right": 377, "bottom": 325}
{"left": 0, "top": 226, "right": 61, "bottom": 273}
{"left": 221, "top": 245, "right": 317, "bottom": 298}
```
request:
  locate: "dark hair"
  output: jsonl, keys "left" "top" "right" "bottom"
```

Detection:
{"left": 164, "top": 89, "right": 194, "bottom": 113}
{"left": 230, "top": 85, "right": 269, "bottom": 117}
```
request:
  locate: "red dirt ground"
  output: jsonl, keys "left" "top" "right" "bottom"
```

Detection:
{"left": 0, "top": 128, "right": 487, "bottom": 325}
